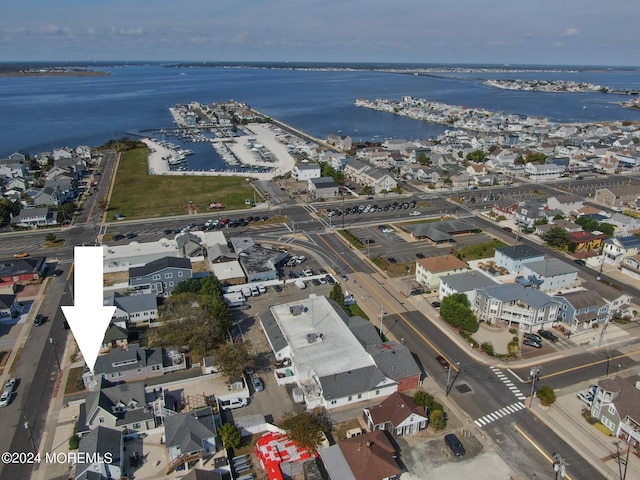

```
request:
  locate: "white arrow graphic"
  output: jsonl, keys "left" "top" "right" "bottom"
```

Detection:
{"left": 62, "top": 246, "right": 115, "bottom": 372}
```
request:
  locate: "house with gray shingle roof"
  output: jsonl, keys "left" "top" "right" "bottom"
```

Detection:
{"left": 438, "top": 271, "right": 498, "bottom": 303}
{"left": 591, "top": 376, "right": 640, "bottom": 447}
{"left": 164, "top": 407, "right": 217, "bottom": 463}
{"left": 521, "top": 259, "right": 579, "bottom": 291}
{"left": 80, "top": 381, "right": 154, "bottom": 434}
{"left": 74, "top": 426, "right": 123, "bottom": 480}
{"left": 474, "top": 283, "right": 561, "bottom": 331}
{"left": 129, "top": 257, "right": 192, "bottom": 297}
{"left": 104, "top": 291, "right": 158, "bottom": 326}
{"left": 82, "top": 344, "right": 164, "bottom": 391}
{"left": 494, "top": 245, "right": 545, "bottom": 274}
{"left": 9, "top": 207, "right": 56, "bottom": 228}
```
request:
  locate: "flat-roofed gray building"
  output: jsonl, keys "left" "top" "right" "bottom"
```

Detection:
{"left": 521, "top": 259, "right": 579, "bottom": 291}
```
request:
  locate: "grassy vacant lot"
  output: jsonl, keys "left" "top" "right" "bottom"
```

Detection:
{"left": 107, "top": 147, "right": 255, "bottom": 221}
{"left": 454, "top": 238, "right": 508, "bottom": 261}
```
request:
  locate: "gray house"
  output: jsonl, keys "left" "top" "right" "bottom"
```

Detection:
{"left": 591, "top": 376, "right": 640, "bottom": 448}
{"left": 129, "top": 257, "right": 192, "bottom": 297}
{"left": 104, "top": 291, "right": 158, "bottom": 326}
{"left": 82, "top": 344, "right": 164, "bottom": 390}
{"left": 74, "top": 426, "right": 124, "bottom": 480}
{"left": 164, "top": 407, "right": 218, "bottom": 471}
{"left": 79, "top": 381, "right": 155, "bottom": 434}
{"left": 521, "top": 259, "right": 579, "bottom": 291}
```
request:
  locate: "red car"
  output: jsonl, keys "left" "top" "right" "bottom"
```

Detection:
{"left": 436, "top": 355, "right": 450, "bottom": 370}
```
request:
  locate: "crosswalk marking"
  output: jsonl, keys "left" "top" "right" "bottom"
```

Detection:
{"left": 475, "top": 401, "right": 526, "bottom": 427}
{"left": 490, "top": 366, "right": 527, "bottom": 401}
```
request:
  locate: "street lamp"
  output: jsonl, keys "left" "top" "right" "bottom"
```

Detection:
{"left": 49, "top": 336, "right": 62, "bottom": 371}
{"left": 24, "top": 418, "right": 36, "bottom": 453}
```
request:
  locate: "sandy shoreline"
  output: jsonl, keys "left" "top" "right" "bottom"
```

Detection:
{"left": 143, "top": 123, "right": 297, "bottom": 180}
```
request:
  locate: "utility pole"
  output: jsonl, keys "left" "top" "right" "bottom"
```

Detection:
{"left": 24, "top": 416, "right": 36, "bottom": 453}
{"left": 605, "top": 351, "right": 612, "bottom": 376}
{"left": 445, "top": 367, "right": 461, "bottom": 396}
{"left": 49, "top": 336, "right": 62, "bottom": 371}
{"left": 552, "top": 453, "right": 567, "bottom": 479}
{"left": 379, "top": 305, "right": 384, "bottom": 337}
{"left": 529, "top": 366, "right": 541, "bottom": 407}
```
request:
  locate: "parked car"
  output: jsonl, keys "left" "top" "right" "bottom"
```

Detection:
{"left": 410, "top": 289, "right": 424, "bottom": 296}
{"left": 13, "top": 252, "right": 29, "bottom": 258}
{"left": 273, "top": 285, "right": 282, "bottom": 292}
{"left": 523, "top": 338, "right": 542, "bottom": 349}
{"left": 113, "top": 234, "right": 125, "bottom": 241}
{"left": 444, "top": 433, "right": 465, "bottom": 456}
{"left": 435, "top": 355, "right": 450, "bottom": 370}
{"left": 416, "top": 253, "right": 425, "bottom": 259}
{"left": 326, "top": 275, "right": 336, "bottom": 285}
{"left": 577, "top": 390, "right": 594, "bottom": 406}
{"left": 251, "top": 376, "right": 264, "bottom": 392}
{"left": 502, "top": 227, "right": 513, "bottom": 233}
{"left": 340, "top": 273, "right": 348, "bottom": 281}
{"left": 0, "top": 389, "right": 12, "bottom": 407}
{"left": 524, "top": 332, "right": 542, "bottom": 343}
{"left": 431, "top": 301, "right": 441, "bottom": 308}
{"left": 4, "top": 377, "right": 16, "bottom": 394}
{"left": 573, "top": 259, "right": 587, "bottom": 266}
{"left": 538, "top": 329, "right": 559, "bottom": 342}
{"left": 388, "top": 257, "right": 398, "bottom": 264}
{"left": 33, "top": 314, "right": 45, "bottom": 327}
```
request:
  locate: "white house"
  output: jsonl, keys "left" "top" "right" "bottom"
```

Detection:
{"left": 291, "top": 163, "right": 321, "bottom": 181}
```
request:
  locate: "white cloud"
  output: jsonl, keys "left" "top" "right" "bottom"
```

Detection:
{"left": 564, "top": 28, "right": 579, "bottom": 37}
{"left": 39, "top": 24, "right": 69, "bottom": 35}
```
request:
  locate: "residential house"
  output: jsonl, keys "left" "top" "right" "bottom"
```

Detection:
{"left": 101, "top": 324, "right": 129, "bottom": 351}
{"left": 291, "top": 163, "right": 321, "bottom": 182}
{"left": 0, "top": 256, "right": 47, "bottom": 283}
{"left": 514, "top": 201, "right": 548, "bottom": 228}
{"left": 590, "top": 376, "right": 640, "bottom": 448}
{"left": 492, "top": 198, "right": 520, "bottom": 220}
{"left": 327, "top": 134, "right": 353, "bottom": 152}
{"left": 129, "top": 257, "right": 192, "bottom": 297}
{"left": 74, "top": 426, "right": 124, "bottom": 480}
{"left": 473, "top": 283, "right": 561, "bottom": 331}
{"left": 620, "top": 255, "right": 640, "bottom": 280}
{"left": 603, "top": 235, "right": 640, "bottom": 265}
{"left": 31, "top": 186, "right": 65, "bottom": 207}
{"left": 79, "top": 381, "right": 155, "bottom": 434}
{"left": 554, "top": 290, "right": 609, "bottom": 332}
{"left": 260, "top": 295, "right": 398, "bottom": 410}
{"left": 82, "top": 344, "right": 164, "bottom": 390}
{"left": 10, "top": 207, "right": 57, "bottom": 228}
{"left": 0, "top": 294, "right": 18, "bottom": 317}
{"left": 364, "top": 340, "right": 422, "bottom": 392}
{"left": 581, "top": 278, "right": 633, "bottom": 319}
{"left": 363, "top": 392, "right": 428, "bottom": 436}
{"left": 308, "top": 177, "right": 339, "bottom": 199}
{"left": 176, "top": 232, "right": 206, "bottom": 258}
{"left": 237, "top": 245, "right": 288, "bottom": 282}
{"left": 105, "top": 291, "right": 159, "bottom": 326}
{"left": 567, "top": 230, "right": 605, "bottom": 253}
{"left": 546, "top": 195, "right": 585, "bottom": 217}
{"left": 521, "top": 259, "right": 579, "bottom": 292}
{"left": 595, "top": 186, "right": 640, "bottom": 208}
{"left": 494, "top": 245, "right": 545, "bottom": 274}
{"left": 415, "top": 254, "right": 468, "bottom": 289}
{"left": 164, "top": 407, "right": 218, "bottom": 470}
{"left": 438, "top": 271, "right": 498, "bottom": 303}
{"left": 344, "top": 159, "right": 398, "bottom": 194}
{"left": 320, "top": 430, "right": 401, "bottom": 480}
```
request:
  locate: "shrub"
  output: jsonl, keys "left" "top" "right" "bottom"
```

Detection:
{"left": 429, "top": 410, "right": 447, "bottom": 431}
{"left": 69, "top": 434, "right": 79, "bottom": 450}
{"left": 536, "top": 385, "right": 556, "bottom": 406}
{"left": 481, "top": 341, "right": 495, "bottom": 356}
{"left": 594, "top": 422, "right": 612, "bottom": 436}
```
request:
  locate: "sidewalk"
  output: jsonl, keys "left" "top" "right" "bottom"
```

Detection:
{"left": 531, "top": 389, "right": 640, "bottom": 480}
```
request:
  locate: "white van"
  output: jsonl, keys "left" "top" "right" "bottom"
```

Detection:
{"left": 241, "top": 287, "right": 252, "bottom": 298}
{"left": 295, "top": 280, "right": 306, "bottom": 289}
{"left": 258, "top": 285, "right": 267, "bottom": 294}
{"left": 250, "top": 286, "right": 260, "bottom": 296}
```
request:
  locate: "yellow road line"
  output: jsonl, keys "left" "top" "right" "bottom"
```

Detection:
{"left": 66, "top": 263, "right": 74, "bottom": 282}
{"left": 536, "top": 350, "right": 640, "bottom": 380}
{"left": 514, "top": 424, "right": 573, "bottom": 480}
{"left": 316, "top": 234, "right": 459, "bottom": 372}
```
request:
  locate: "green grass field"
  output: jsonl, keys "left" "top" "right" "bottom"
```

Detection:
{"left": 107, "top": 147, "right": 256, "bottom": 221}
{"left": 454, "top": 238, "right": 508, "bottom": 260}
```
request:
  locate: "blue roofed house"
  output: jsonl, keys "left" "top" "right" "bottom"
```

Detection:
{"left": 494, "top": 245, "right": 545, "bottom": 274}
{"left": 129, "top": 257, "right": 192, "bottom": 297}
{"left": 438, "top": 271, "right": 498, "bottom": 302}
{"left": 473, "top": 283, "right": 561, "bottom": 332}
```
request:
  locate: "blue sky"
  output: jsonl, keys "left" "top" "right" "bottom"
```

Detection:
{"left": 1, "top": 0, "right": 638, "bottom": 65}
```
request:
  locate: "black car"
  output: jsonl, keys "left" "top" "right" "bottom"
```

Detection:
{"left": 431, "top": 301, "right": 441, "bottom": 308}
{"left": 62, "top": 320, "right": 70, "bottom": 330}
{"left": 410, "top": 289, "right": 424, "bottom": 296}
{"left": 416, "top": 253, "right": 425, "bottom": 259}
{"left": 33, "top": 314, "right": 45, "bottom": 327}
{"left": 444, "top": 433, "right": 465, "bottom": 456}
{"left": 325, "top": 275, "right": 336, "bottom": 285}
{"left": 273, "top": 285, "right": 282, "bottom": 292}
{"left": 163, "top": 229, "right": 174, "bottom": 235}
{"left": 113, "top": 234, "right": 125, "bottom": 241}
{"left": 573, "top": 259, "right": 587, "bottom": 266}
{"left": 388, "top": 257, "right": 398, "bottom": 264}
{"left": 538, "top": 329, "right": 559, "bottom": 342}
{"left": 125, "top": 232, "right": 137, "bottom": 239}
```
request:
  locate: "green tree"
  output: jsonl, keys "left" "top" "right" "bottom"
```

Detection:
{"left": 215, "top": 341, "right": 252, "bottom": 378}
{"left": 543, "top": 227, "right": 570, "bottom": 248}
{"left": 598, "top": 223, "right": 615, "bottom": 237}
{"left": 330, "top": 282, "right": 345, "bottom": 306}
{"left": 218, "top": 422, "right": 242, "bottom": 450}
{"left": 524, "top": 151, "right": 547, "bottom": 164}
{"left": 361, "top": 185, "right": 374, "bottom": 196}
{"left": 279, "top": 410, "right": 327, "bottom": 453}
{"left": 536, "top": 385, "right": 556, "bottom": 406}
{"left": 416, "top": 152, "right": 432, "bottom": 166}
{"left": 429, "top": 409, "right": 447, "bottom": 430}
{"left": 443, "top": 177, "right": 453, "bottom": 186}
{"left": 0, "top": 198, "right": 20, "bottom": 225}
{"left": 466, "top": 150, "right": 487, "bottom": 162}
{"left": 413, "top": 390, "right": 434, "bottom": 408}
{"left": 481, "top": 341, "right": 494, "bottom": 356}
{"left": 439, "top": 294, "right": 479, "bottom": 333}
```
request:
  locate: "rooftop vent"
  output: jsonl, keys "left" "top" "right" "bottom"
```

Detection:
{"left": 289, "top": 305, "right": 305, "bottom": 316}
{"left": 306, "top": 333, "right": 324, "bottom": 344}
